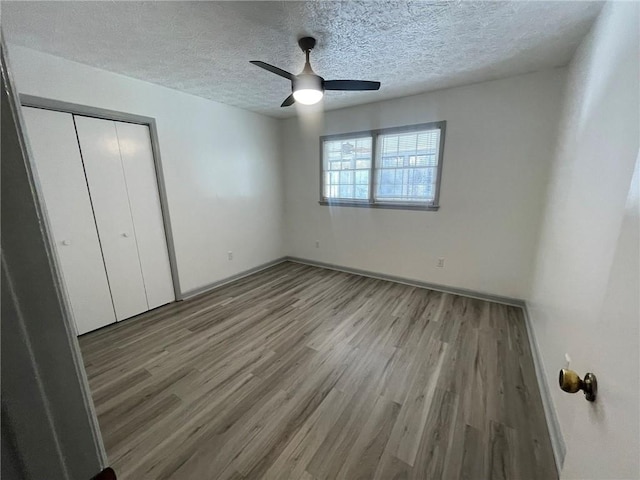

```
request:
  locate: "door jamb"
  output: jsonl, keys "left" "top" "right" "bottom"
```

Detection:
{"left": 3, "top": 47, "right": 107, "bottom": 470}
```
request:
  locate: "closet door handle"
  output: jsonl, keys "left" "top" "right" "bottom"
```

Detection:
{"left": 62, "top": 239, "right": 72, "bottom": 246}
{"left": 121, "top": 232, "right": 130, "bottom": 238}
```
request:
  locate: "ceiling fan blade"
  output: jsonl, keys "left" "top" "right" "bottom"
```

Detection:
{"left": 250, "top": 61, "right": 295, "bottom": 81}
{"left": 324, "top": 80, "right": 381, "bottom": 91}
{"left": 281, "top": 94, "right": 295, "bottom": 107}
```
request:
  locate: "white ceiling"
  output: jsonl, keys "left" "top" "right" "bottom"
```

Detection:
{"left": 3, "top": 1, "right": 602, "bottom": 118}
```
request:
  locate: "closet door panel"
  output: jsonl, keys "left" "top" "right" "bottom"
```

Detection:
{"left": 115, "top": 122, "right": 175, "bottom": 309}
{"left": 22, "top": 107, "right": 116, "bottom": 334}
{"left": 74, "top": 116, "right": 148, "bottom": 321}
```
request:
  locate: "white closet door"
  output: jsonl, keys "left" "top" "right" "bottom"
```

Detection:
{"left": 115, "top": 122, "right": 175, "bottom": 309}
{"left": 22, "top": 107, "right": 116, "bottom": 335}
{"left": 74, "top": 116, "right": 148, "bottom": 321}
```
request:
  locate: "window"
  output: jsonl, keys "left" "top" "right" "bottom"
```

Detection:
{"left": 320, "top": 122, "right": 445, "bottom": 210}
{"left": 322, "top": 135, "right": 372, "bottom": 201}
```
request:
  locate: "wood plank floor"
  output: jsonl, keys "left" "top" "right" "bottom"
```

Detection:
{"left": 79, "top": 261, "right": 557, "bottom": 480}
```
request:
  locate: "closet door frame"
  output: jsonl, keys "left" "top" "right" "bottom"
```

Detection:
{"left": 20, "top": 94, "right": 182, "bottom": 301}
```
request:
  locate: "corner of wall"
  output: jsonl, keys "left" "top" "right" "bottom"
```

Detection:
{"left": 276, "top": 118, "right": 288, "bottom": 256}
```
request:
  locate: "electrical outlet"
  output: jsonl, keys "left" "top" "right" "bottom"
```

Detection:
{"left": 437, "top": 258, "right": 445, "bottom": 268}
{"left": 315, "top": 240, "right": 320, "bottom": 248}
{"left": 227, "top": 251, "right": 233, "bottom": 261}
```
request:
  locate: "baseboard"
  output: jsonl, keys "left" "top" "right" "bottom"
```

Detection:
{"left": 285, "top": 256, "right": 525, "bottom": 307}
{"left": 180, "top": 257, "right": 288, "bottom": 300}
{"left": 522, "top": 302, "right": 566, "bottom": 474}
{"left": 182, "top": 255, "right": 525, "bottom": 307}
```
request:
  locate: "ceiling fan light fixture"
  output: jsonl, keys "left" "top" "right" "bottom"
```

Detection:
{"left": 292, "top": 73, "right": 324, "bottom": 105}
{"left": 293, "top": 88, "right": 323, "bottom": 105}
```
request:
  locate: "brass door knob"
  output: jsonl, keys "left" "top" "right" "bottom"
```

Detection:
{"left": 559, "top": 369, "right": 597, "bottom": 402}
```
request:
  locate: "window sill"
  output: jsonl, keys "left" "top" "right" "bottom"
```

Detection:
{"left": 318, "top": 200, "right": 439, "bottom": 211}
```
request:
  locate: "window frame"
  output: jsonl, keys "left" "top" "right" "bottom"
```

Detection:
{"left": 319, "top": 121, "right": 446, "bottom": 211}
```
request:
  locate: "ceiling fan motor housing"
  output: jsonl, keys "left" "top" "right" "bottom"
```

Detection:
{"left": 293, "top": 73, "right": 324, "bottom": 93}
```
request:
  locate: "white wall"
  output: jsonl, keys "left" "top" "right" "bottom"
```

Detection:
{"left": 282, "top": 70, "right": 565, "bottom": 299}
{"left": 527, "top": 2, "right": 639, "bottom": 478}
{"left": 7, "top": 45, "right": 285, "bottom": 295}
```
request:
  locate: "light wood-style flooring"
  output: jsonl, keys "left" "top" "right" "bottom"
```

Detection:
{"left": 79, "top": 261, "right": 557, "bottom": 480}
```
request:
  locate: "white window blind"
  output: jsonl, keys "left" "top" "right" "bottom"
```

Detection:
{"left": 375, "top": 129, "right": 440, "bottom": 205}
{"left": 322, "top": 136, "right": 372, "bottom": 201}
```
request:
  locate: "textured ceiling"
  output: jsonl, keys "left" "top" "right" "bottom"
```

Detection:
{"left": 2, "top": 1, "right": 602, "bottom": 118}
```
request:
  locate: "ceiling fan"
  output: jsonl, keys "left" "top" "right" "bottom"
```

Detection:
{"left": 250, "top": 36, "right": 381, "bottom": 107}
